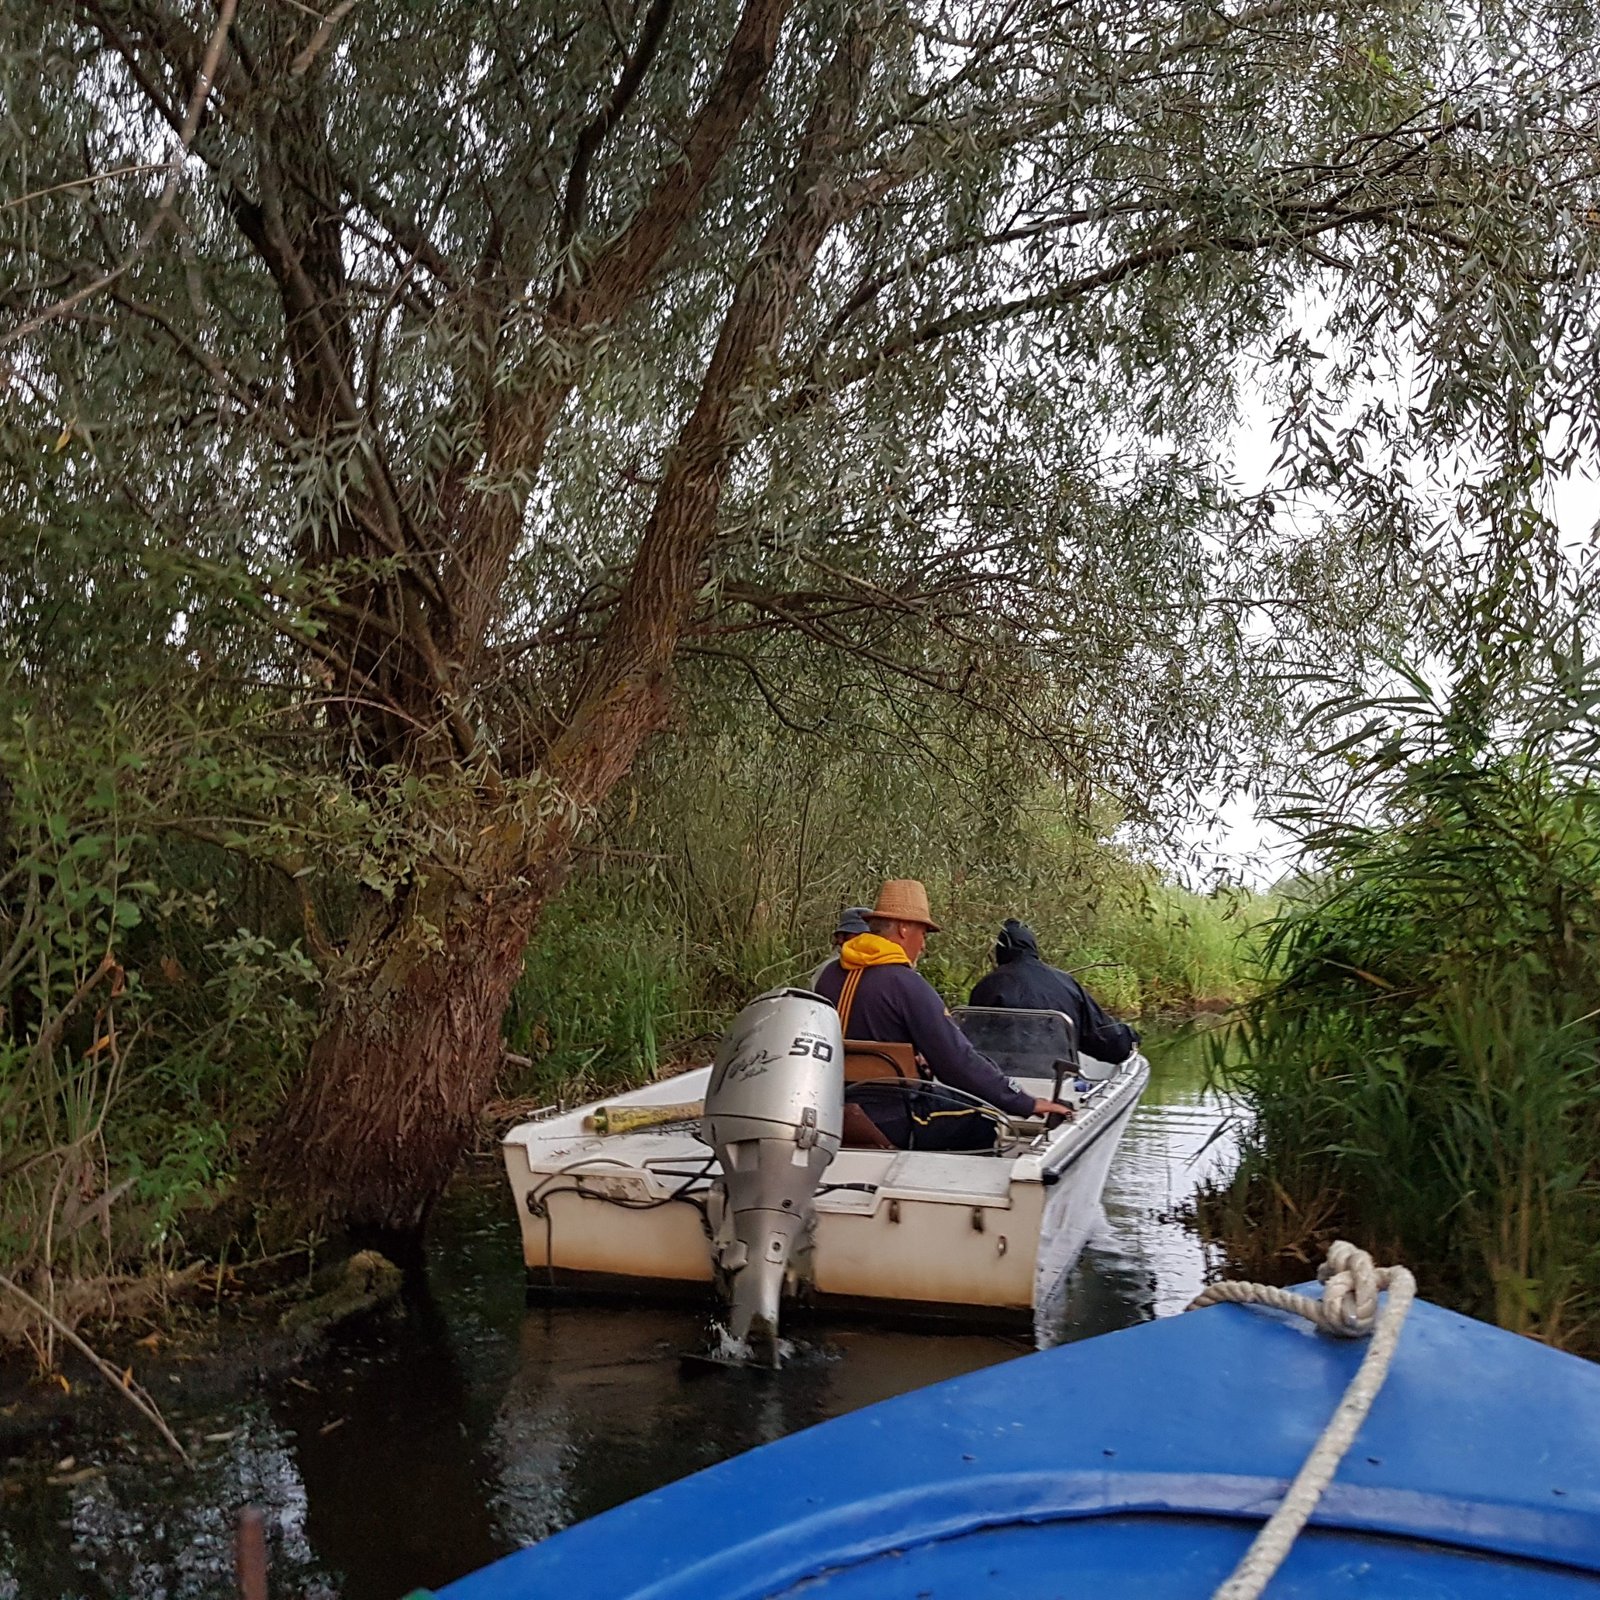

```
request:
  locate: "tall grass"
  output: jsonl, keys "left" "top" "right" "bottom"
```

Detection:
{"left": 503, "top": 883, "right": 697, "bottom": 1101}
{"left": 0, "top": 705, "right": 317, "bottom": 1360}
{"left": 1204, "top": 699, "right": 1600, "bottom": 1352}
{"left": 915, "top": 875, "right": 1270, "bottom": 1014}
{"left": 500, "top": 737, "right": 1271, "bottom": 1103}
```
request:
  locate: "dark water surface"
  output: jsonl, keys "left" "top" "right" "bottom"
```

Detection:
{"left": 0, "top": 1025, "right": 1231, "bottom": 1600}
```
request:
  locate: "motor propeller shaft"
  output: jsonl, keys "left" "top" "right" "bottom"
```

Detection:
{"left": 701, "top": 991, "right": 844, "bottom": 1367}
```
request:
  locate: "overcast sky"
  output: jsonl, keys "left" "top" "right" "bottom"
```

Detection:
{"left": 1180, "top": 402, "right": 1600, "bottom": 890}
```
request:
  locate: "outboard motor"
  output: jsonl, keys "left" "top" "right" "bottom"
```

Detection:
{"left": 701, "top": 988, "right": 843, "bottom": 1366}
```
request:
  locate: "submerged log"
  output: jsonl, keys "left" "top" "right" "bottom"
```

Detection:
{"left": 278, "top": 1250, "right": 404, "bottom": 1344}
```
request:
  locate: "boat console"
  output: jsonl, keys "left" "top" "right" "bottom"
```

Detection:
{"left": 953, "top": 1005, "right": 1105, "bottom": 1109}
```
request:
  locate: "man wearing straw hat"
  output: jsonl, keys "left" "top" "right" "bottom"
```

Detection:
{"left": 813, "top": 880, "right": 1074, "bottom": 1150}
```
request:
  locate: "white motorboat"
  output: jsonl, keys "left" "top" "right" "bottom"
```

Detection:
{"left": 502, "top": 994, "right": 1149, "bottom": 1331}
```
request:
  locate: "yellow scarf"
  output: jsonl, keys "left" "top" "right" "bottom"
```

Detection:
{"left": 839, "top": 933, "right": 911, "bottom": 969}
{"left": 836, "top": 934, "right": 909, "bottom": 1035}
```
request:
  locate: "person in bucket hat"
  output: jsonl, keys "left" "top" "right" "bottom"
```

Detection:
{"left": 807, "top": 905, "right": 875, "bottom": 990}
{"left": 812, "top": 880, "right": 1073, "bottom": 1150}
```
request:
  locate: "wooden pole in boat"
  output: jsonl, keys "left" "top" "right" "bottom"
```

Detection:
{"left": 584, "top": 1100, "right": 704, "bottom": 1135}
{"left": 236, "top": 1506, "right": 268, "bottom": 1600}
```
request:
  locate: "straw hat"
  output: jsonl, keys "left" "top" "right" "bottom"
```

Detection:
{"left": 870, "top": 879, "right": 942, "bottom": 932}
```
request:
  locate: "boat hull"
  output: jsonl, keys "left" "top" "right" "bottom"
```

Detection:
{"left": 436, "top": 1291, "right": 1600, "bottom": 1599}
{"left": 502, "top": 1055, "right": 1148, "bottom": 1320}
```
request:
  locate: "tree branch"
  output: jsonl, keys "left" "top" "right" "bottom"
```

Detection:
{"left": 4, "top": 0, "right": 237, "bottom": 347}
{"left": 1, "top": 161, "right": 170, "bottom": 212}
{"left": 555, "top": 0, "right": 793, "bottom": 324}
{"left": 554, "top": 23, "right": 875, "bottom": 796}
{"left": 777, "top": 199, "right": 1436, "bottom": 425}
{"left": 559, "top": 0, "right": 677, "bottom": 251}
{"left": 291, "top": 0, "right": 362, "bottom": 77}
{"left": 343, "top": 174, "right": 457, "bottom": 291}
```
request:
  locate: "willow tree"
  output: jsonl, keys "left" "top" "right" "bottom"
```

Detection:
{"left": 3, "top": 0, "right": 1596, "bottom": 1233}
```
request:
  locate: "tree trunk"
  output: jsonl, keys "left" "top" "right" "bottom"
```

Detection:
{"left": 249, "top": 6, "right": 855, "bottom": 1242}
{"left": 262, "top": 664, "right": 674, "bottom": 1239}
{"left": 263, "top": 887, "right": 542, "bottom": 1237}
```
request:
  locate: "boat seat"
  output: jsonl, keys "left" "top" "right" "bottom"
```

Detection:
{"left": 843, "top": 1039, "right": 918, "bottom": 1084}
{"left": 840, "top": 1102, "right": 895, "bottom": 1150}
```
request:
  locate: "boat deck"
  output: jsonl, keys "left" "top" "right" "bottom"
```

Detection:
{"left": 503, "top": 1058, "right": 1141, "bottom": 1214}
{"left": 437, "top": 1294, "right": 1600, "bottom": 1599}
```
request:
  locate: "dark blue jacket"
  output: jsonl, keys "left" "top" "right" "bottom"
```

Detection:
{"left": 968, "top": 923, "right": 1138, "bottom": 1065}
{"left": 813, "top": 960, "right": 1036, "bottom": 1117}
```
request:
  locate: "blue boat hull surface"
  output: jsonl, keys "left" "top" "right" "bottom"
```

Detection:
{"left": 436, "top": 1294, "right": 1600, "bottom": 1598}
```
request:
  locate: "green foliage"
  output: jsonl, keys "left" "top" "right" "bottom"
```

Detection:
{"left": 0, "top": 628, "right": 319, "bottom": 1348}
{"left": 1207, "top": 654, "right": 1600, "bottom": 1352}
{"left": 5, "top": 0, "right": 1598, "bottom": 1241}
{"left": 504, "top": 883, "right": 695, "bottom": 1102}
{"left": 500, "top": 712, "right": 1269, "bottom": 1101}
{"left": 9, "top": 0, "right": 1596, "bottom": 827}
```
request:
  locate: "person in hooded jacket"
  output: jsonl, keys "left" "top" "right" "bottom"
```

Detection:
{"left": 813, "top": 882, "right": 1074, "bottom": 1150}
{"left": 968, "top": 920, "right": 1139, "bottom": 1066}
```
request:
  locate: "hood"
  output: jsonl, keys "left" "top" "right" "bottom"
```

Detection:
{"left": 839, "top": 933, "right": 912, "bottom": 969}
{"left": 994, "top": 918, "right": 1040, "bottom": 965}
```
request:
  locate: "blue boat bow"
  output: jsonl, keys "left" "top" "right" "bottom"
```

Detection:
{"left": 436, "top": 1292, "right": 1600, "bottom": 1598}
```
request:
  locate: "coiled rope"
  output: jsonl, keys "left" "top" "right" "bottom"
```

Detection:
{"left": 1187, "top": 1241, "right": 1417, "bottom": 1600}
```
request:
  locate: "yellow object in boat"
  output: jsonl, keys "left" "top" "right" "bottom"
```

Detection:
{"left": 584, "top": 1100, "right": 705, "bottom": 1136}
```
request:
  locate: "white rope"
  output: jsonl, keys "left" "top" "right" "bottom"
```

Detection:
{"left": 1187, "top": 1241, "right": 1417, "bottom": 1600}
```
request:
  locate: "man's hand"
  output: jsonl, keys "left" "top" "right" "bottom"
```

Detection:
{"left": 1032, "top": 1098, "right": 1075, "bottom": 1120}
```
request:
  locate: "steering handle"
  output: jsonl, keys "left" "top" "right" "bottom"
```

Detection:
{"left": 1043, "top": 1059, "right": 1076, "bottom": 1131}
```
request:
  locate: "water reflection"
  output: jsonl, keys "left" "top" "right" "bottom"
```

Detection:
{"left": 0, "top": 1023, "right": 1228, "bottom": 1600}
{"left": 277, "top": 1274, "right": 507, "bottom": 1598}
{"left": 1050, "top": 1020, "right": 1235, "bottom": 1337}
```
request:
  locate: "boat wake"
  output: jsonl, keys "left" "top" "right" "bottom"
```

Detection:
{"left": 681, "top": 1321, "right": 816, "bottom": 1372}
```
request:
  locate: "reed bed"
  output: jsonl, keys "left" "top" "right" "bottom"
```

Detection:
{"left": 1204, "top": 740, "right": 1600, "bottom": 1353}
{"left": 500, "top": 779, "right": 1270, "bottom": 1104}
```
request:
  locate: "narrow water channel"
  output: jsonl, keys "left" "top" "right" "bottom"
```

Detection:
{"left": 0, "top": 1024, "right": 1232, "bottom": 1600}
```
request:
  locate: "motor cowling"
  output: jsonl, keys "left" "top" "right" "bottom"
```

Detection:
{"left": 701, "top": 988, "right": 843, "bottom": 1365}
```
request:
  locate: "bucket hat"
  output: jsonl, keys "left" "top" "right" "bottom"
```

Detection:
{"left": 870, "top": 879, "right": 942, "bottom": 933}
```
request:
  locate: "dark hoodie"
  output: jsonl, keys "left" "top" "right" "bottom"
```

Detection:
{"left": 968, "top": 920, "right": 1138, "bottom": 1065}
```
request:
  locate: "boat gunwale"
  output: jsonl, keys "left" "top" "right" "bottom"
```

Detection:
{"left": 501, "top": 1055, "right": 1151, "bottom": 1204}
{"left": 478, "top": 1466, "right": 1600, "bottom": 1600}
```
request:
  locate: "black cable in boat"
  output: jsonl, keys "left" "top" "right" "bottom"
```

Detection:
{"left": 530, "top": 1156, "right": 716, "bottom": 1216}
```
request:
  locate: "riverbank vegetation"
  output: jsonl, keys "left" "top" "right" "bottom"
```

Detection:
{"left": 5, "top": 0, "right": 1600, "bottom": 1371}
{"left": 1203, "top": 645, "right": 1600, "bottom": 1355}
{"left": 0, "top": 636, "right": 1263, "bottom": 1362}
{"left": 506, "top": 754, "right": 1270, "bottom": 1103}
